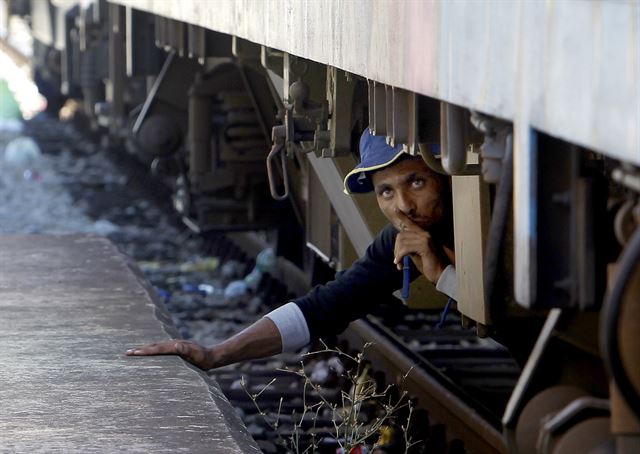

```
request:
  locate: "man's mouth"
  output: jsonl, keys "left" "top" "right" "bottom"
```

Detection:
{"left": 410, "top": 216, "right": 432, "bottom": 228}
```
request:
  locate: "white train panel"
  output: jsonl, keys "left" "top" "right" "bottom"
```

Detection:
{"left": 109, "top": 0, "right": 639, "bottom": 165}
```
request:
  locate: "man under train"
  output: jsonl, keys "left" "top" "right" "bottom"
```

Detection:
{"left": 126, "top": 129, "right": 456, "bottom": 370}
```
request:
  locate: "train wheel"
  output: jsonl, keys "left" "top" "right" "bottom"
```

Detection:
{"left": 515, "top": 386, "right": 587, "bottom": 454}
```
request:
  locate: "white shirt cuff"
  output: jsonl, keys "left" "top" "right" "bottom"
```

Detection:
{"left": 264, "top": 302, "right": 311, "bottom": 352}
{"left": 435, "top": 265, "right": 457, "bottom": 300}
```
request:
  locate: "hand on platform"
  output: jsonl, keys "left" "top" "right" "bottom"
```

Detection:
{"left": 126, "top": 318, "right": 282, "bottom": 370}
{"left": 126, "top": 340, "right": 219, "bottom": 370}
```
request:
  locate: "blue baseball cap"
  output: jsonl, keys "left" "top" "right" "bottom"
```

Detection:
{"left": 343, "top": 128, "right": 407, "bottom": 194}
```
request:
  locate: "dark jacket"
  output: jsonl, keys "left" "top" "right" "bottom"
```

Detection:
{"left": 293, "top": 224, "right": 421, "bottom": 340}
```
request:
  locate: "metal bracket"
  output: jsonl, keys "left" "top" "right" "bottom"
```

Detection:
{"left": 266, "top": 142, "right": 289, "bottom": 201}
{"left": 538, "top": 397, "right": 610, "bottom": 454}
{"left": 470, "top": 111, "right": 513, "bottom": 184}
{"left": 132, "top": 50, "right": 175, "bottom": 135}
{"left": 265, "top": 75, "right": 329, "bottom": 200}
{"left": 321, "top": 67, "right": 355, "bottom": 158}
{"left": 266, "top": 126, "right": 289, "bottom": 201}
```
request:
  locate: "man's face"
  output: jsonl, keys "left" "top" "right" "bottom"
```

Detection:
{"left": 371, "top": 157, "right": 445, "bottom": 231}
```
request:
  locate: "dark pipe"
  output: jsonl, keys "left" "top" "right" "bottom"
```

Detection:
{"left": 440, "top": 103, "right": 481, "bottom": 175}
{"left": 418, "top": 143, "right": 447, "bottom": 175}
{"left": 188, "top": 92, "right": 212, "bottom": 178}
{"left": 484, "top": 134, "right": 513, "bottom": 322}
{"left": 601, "top": 225, "right": 640, "bottom": 421}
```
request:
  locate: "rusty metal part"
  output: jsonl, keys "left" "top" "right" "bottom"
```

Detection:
{"left": 341, "top": 319, "right": 507, "bottom": 454}
{"left": 550, "top": 417, "right": 613, "bottom": 454}
{"left": 514, "top": 386, "right": 588, "bottom": 454}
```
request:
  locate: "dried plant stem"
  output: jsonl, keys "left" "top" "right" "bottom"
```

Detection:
{"left": 242, "top": 342, "right": 418, "bottom": 454}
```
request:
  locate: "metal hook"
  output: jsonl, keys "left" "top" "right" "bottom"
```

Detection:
{"left": 266, "top": 141, "right": 289, "bottom": 201}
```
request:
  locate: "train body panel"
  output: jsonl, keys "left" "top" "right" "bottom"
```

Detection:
{"left": 109, "top": 0, "right": 640, "bottom": 166}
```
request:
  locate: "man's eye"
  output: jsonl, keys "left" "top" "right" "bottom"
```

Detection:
{"left": 412, "top": 179, "right": 425, "bottom": 188}
{"left": 379, "top": 188, "right": 393, "bottom": 198}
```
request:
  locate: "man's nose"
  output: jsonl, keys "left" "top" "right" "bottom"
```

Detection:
{"left": 395, "top": 189, "right": 415, "bottom": 214}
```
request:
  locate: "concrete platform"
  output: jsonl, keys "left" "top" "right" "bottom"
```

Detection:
{"left": 0, "top": 235, "right": 260, "bottom": 453}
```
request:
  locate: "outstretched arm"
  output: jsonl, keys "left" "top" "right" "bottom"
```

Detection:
{"left": 125, "top": 317, "right": 283, "bottom": 370}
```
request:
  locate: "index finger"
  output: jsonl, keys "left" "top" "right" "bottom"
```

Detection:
{"left": 395, "top": 209, "right": 420, "bottom": 232}
{"left": 126, "top": 341, "right": 180, "bottom": 356}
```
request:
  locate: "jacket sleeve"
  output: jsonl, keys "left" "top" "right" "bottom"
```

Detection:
{"left": 293, "top": 224, "right": 418, "bottom": 340}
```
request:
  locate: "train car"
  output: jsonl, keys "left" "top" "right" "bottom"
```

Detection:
{"left": 2, "top": 0, "right": 639, "bottom": 452}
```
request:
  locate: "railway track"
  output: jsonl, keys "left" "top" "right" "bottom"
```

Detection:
{"left": 18, "top": 115, "right": 517, "bottom": 453}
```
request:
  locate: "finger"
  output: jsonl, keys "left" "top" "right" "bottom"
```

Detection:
{"left": 394, "top": 245, "right": 413, "bottom": 270}
{"left": 394, "top": 234, "right": 402, "bottom": 265}
{"left": 395, "top": 242, "right": 435, "bottom": 267}
{"left": 394, "top": 233, "right": 418, "bottom": 265}
{"left": 394, "top": 234, "right": 431, "bottom": 260}
{"left": 126, "top": 341, "right": 180, "bottom": 356}
{"left": 394, "top": 237, "right": 412, "bottom": 268}
{"left": 395, "top": 209, "right": 421, "bottom": 231}
{"left": 394, "top": 245, "right": 415, "bottom": 263}
{"left": 396, "top": 230, "right": 431, "bottom": 242}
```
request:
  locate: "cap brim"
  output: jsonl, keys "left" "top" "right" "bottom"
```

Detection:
{"left": 343, "top": 149, "right": 408, "bottom": 194}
